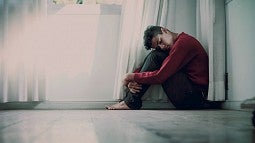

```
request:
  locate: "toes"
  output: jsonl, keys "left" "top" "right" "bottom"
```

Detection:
{"left": 105, "top": 105, "right": 112, "bottom": 110}
{"left": 105, "top": 105, "right": 115, "bottom": 110}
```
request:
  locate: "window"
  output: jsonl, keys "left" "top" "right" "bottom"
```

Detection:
{"left": 45, "top": 2, "right": 122, "bottom": 101}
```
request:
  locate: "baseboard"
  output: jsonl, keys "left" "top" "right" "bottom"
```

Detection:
{"left": 0, "top": 101, "right": 175, "bottom": 110}
{"left": 222, "top": 100, "right": 254, "bottom": 111}
{"left": 222, "top": 101, "right": 242, "bottom": 110}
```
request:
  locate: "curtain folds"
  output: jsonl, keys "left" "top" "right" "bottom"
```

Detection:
{"left": 0, "top": 0, "right": 47, "bottom": 103}
{"left": 196, "top": 0, "right": 226, "bottom": 101}
{"left": 113, "top": 0, "right": 145, "bottom": 100}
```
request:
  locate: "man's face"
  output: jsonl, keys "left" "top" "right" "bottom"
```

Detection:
{"left": 151, "top": 29, "right": 172, "bottom": 51}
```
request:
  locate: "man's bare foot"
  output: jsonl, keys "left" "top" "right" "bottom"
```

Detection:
{"left": 105, "top": 101, "right": 131, "bottom": 110}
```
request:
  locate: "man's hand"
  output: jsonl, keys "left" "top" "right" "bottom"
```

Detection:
{"left": 122, "top": 73, "right": 142, "bottom": 93}
{"left": 128, "top": 81, "right": 142, "bottom": 93}
{"left": 122, "top": 73, "right": 135, "bottom": 86}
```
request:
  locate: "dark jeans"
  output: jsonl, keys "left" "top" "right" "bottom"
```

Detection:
{"left": 123, "top": 50, "right": 208, "bottom": 109}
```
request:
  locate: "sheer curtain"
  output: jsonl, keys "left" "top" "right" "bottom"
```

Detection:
{"left": 0, "top": 0, "right": 47, "bottom": 103}
{"left": 196, "top": 0, "right": 226, "bottom": 101}
{"left": 113, "top": 0, "right": 176, "bottom": 101}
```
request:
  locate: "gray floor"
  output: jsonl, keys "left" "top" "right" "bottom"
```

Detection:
{"left": 0, "top": 110, "right": 254, "bottom": 143}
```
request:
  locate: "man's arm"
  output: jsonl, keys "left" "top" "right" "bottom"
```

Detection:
{"left": 133, "top": 43, "right": 197, "bottom": 84}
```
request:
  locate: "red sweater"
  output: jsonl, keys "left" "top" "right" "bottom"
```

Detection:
{"left": 134, "top": 32, "right": 209, "bottom": 86}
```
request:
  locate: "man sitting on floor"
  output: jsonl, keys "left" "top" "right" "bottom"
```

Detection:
{"left": 106, "top": 25, "right": 209, "bottom": 110}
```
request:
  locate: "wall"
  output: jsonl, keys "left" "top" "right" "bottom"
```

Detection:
{"left": 226, "top": 0, "right": 255, "bottom": 101}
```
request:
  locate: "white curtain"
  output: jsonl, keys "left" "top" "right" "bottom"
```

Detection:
{"left": 113, "top": 0, "right": 176, "bottom": 101}
{"left": 0, "top": 0, "right": 47, "bottom": 103}
{"left": 196, "top": 0, "right": 225, "bottom": 101}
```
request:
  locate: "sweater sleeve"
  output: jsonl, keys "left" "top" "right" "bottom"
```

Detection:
{"left": 133, "top": 42, "right": 197, "bottom": 84}
{"left": 133, "top": 67, "right": 141, "bottom": 73}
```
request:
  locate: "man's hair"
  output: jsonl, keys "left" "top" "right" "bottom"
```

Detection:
{"left": 143, "top": 25, "right": 163, "bottom": 50}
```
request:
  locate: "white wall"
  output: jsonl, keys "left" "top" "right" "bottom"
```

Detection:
{"left": 226, "top": 0, "right": 255, "bottom": 101}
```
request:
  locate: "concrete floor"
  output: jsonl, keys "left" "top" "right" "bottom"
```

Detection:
{"left": 0, "top": 110, "right": 254, "bottom": 143}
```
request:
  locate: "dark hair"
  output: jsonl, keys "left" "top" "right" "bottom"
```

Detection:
{"left": 143, "top": 25, "right": 163, "bottom": 50}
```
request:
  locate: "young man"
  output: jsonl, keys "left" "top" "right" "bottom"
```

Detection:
{"left": 106, "top": 25, "right": 209, "bottom": 110}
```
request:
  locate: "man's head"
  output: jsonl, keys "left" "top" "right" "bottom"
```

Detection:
{"left": 143, "top": 25, "right": 174, "bottom": 51}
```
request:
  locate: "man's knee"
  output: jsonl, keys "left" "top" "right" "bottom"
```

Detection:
{"left": 141, "top": 50, "right": 168, "bottom": 72}
{"left": 147, "top": 50, "right": 168, "bottom": 63}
